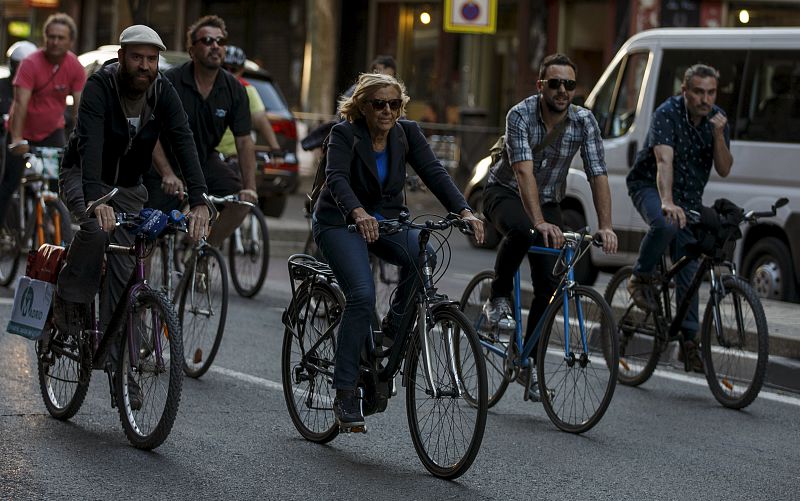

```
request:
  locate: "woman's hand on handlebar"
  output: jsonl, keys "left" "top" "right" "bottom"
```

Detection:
{"left": 351, "top": 207, "right": 379, "bottom": 243}
{"left": 460, "top": 209, "right": 484, "bottom": 245}
{"left": 595, "top": 227, "right": 618, "bottom": 254}
{"left": 94, "top": 203, "right": 116, "bottom": 233}
{"left": 188, "top": 205, "right": 211, "bottom": 242}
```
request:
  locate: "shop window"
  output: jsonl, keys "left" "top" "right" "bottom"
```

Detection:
{"left": 738, "top": 51, "right": 800, "bottom": 143}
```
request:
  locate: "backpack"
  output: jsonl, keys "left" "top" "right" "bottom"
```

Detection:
{"left": 306, "top": 121, "right": 410, "bottom": 214}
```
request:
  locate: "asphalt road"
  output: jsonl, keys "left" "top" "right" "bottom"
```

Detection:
{"left": 2, "top": 236, "right": 799, "bottom": 500}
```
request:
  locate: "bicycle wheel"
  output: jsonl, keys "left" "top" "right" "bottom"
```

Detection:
{"left": 282, "top": 280, "right": 341, "bottom": 443}
{"left": 116, "top": 289, "right": 183, "bottom": 450}
{"left": 42, "top": 199, "right": 73, "bottom": 246}
{"left": 148, "top": 240, "right": 168, "bottom": 295}
{"left": 701, "top": 275, "right": 769, "bottom": 409}
{"left": 179, "top": 245, "right": 228, "bottom": 378}
{"left": 458, "top": 270, "right": 511, "bottom": 408}
{"left": 537, "top": 286, "right": 618, "bottom": 434}
{"left": 604, "top": 266, "right": 661, "bottom": 386}
{"left": 405, "top": 305, "right": 487, "bottom": 479}
{"left": 37, "top": 324, "right": 91, "bottom": 420}
{"left": 228, "top": 205, "right": 269, "bottom": 298}
{"left": 0, "top": 199, "right": 21, "bottom": 286}
{"left": 370, "top": 254, "right": 400, "bottom": 320}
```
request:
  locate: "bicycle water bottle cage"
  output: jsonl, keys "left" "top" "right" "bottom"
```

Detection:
{"left": 136, "top": 208, "right": 169, "bottom": 240}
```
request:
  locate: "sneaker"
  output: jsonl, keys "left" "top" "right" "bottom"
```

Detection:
{"left": 333, "top": 389, "right": 365, "bottom": 429}
{"left": 52, "top": 294, "right": 87, "bottom": 334}
{"left": 678, "top": 339, "right": 704, "bottom": 373}
{"left": 627, "top": 273, "right": 658, "bottom": 312}
{"left": 482, "top": 297, "right": 516, "bottom": 331}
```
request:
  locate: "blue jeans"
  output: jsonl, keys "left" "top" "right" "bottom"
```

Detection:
{"left": 631, "top": 187, "right": 699, "bottom": 338}
{"left": 313, "top": 222, "right": 433, "bottom": 389}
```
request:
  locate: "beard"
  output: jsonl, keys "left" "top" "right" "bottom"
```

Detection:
{"left": 119, "top": 66, "right": 156, "bottom": 96}
{"left": 543, "top": 91, "right": 570, "bottom": 113}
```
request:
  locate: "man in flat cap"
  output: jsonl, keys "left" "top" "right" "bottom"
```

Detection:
{"left": 54, "top": 25, "right": 210, "bottom": 407}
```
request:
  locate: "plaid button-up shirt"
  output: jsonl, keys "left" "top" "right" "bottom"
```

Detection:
{"left": 487, "top": 95, "right": 607, "bottom": 203}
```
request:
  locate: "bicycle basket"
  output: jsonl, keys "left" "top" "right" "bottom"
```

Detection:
{"left": 691, "top": 198, "right": 743, "bottom": 261}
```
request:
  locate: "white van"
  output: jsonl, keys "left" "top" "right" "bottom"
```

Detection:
{"left": 565, "top": 27, "right": 800, "bottom": 302}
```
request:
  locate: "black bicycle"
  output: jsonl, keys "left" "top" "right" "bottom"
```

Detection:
{"left": 281, "top": 212, "right": 488, "bottom": 479}
{"left": 604, "top": 198, "right": 786, "bottom": 409}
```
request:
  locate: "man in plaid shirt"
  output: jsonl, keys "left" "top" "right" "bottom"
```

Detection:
{"left": 483, "top": 53, "right": 618, "bottom": 400}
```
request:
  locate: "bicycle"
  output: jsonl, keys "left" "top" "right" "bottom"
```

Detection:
{"left": 604, "top": 198, "right": 786, "bottom": 409}
{"left": 0, "top": 146, "right": 72, "bottom": 286}
{"left": 459, "top": 229, "right": 618, "bottom": 434}
{"left": 281, "top": 213, "right": 488, "bottom": 479}
{"left": 227, "top": 201, "right": 269, "bottom": 298}
{"left": 36, "top": 188, "right": 186, "bottom": 449}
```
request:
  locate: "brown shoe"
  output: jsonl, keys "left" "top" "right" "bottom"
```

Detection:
{"left": 627, "top": 274, "right": 658, "bottom": 312}
{"left": 678, "top": 340, "right": 705, "bottom": 373}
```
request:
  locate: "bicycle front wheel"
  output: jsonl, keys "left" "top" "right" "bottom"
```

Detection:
{"left": 604, "top": 266, "right": 661, "bottom": 386}
{"left": 179, "top": 245, "right": 229, "bottom": 378}
{"left": 537, "top": 286, "right": 618, "bottom": 434}
{"left": 228, "top": 206, "right": 269, "bottom": 298}
{"left": 701, "top": 275, "right": 769, "bottom": 409}
{"left": 282, "top": 280, "right": 341, "bottom": 443}
{"left": 405, "top": 305, "right": 487, "bottom": 479}
{"left": 116, "top": 289, "right": 183, "bottom": 450}
{"left": 458, "top": 269, "right": 510, "bottom": 408}
{"left": 37, "top": 325, "right": 91, "bottom": 420}
{"left": 42, "top": 199, "right": 73, "bottom": 247}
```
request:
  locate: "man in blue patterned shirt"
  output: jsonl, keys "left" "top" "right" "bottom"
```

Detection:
{"left": 626, "top": 63, "right": 733, "bottom": 372}
{"left": 483, "top": 54, "right": 618, "bottom": 400}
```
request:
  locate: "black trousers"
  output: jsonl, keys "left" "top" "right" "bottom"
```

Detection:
{"left": 483, "top": 184, "right": 563, "bottom": 346}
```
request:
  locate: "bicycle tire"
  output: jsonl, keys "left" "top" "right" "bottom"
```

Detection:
{"left": 228, "top": 205, "right": 269, "bottom": 298}
{"left": 179, "top": 245, "right": 229, "bottom": 378}
{"left": 282, "top": 280, "right": 341, "bottom": 443}
{"left": 701, "top": 275, "right": 769, "bottom": 409}
{"left": 116, "top": 289, "right": 183, "bottom": 450}
{"left": 405, "top": 305, "right": 487, "bottom": 479}
{"left": 0, "top": 199, "right": 21, "bottom": 286}
{"left": 458, "top": 269, "right": 511, "bottom": 408}
{"left": 37, "top": 325, "right": 91, "bottom": 420}
{"left": 537, "top": 286, "right": 618, "bottom": 434}
{"left": 42, "top": 199, "right": 73, "bottom": 247}
{"left": 604, "top": 266, "right": 661, "bottom": 386}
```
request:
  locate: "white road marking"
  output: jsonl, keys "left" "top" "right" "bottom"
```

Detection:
{"left": 0, "top": 297, "right": 13, "bottom": 305}
{"left": 209, "top": 366, "right": 283, "bottom": 392}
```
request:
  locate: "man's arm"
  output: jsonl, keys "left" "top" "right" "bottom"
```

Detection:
{"left": 710, "top": 113, "right": 733, "bottom": 177}
{"left": 8, "top": 86, "right": 32, "bottom": 153}
{"left": 654, "top": 144, "right": 686, "bottom": 228}
{"left": 152, "top": 139, "right": 185, "bottom": 199}
{"left": 70, "top": 91, "right": 82, "bottom": 125}
{"left": 234, "top": 134, "right": 257, "bottom": 203}
{"left": 587, "top": 174, "right": 618, "bottom": 253}
{"left": 512, "top": 160, "right": 563, "bottom": 248}
{"left": 252, "top": 110, "right": 281, "bottom": 151}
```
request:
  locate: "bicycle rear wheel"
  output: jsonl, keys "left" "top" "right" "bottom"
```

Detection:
{"left": 228, "top": 206, "right": 269, "bottom": 298}
{"left": 701, "top": 275, "right": 769, "bottom": 409}
{"left": 537, "top": 286, "right": 618, "bottom": 434}
{"left": 458, "top": 270, "right": 511, "bottom": 408}
{"left": 282, "top": 280, "right": 341, "bottom": 443}
{"left": 37, "top": 325, "right": 91, "bottom": 420}
{"left": 179, "top": 245, "right": 228, "bottom": 378}
{"left": 604, "top": 266, "right": 661, "bottom": 386}
{"left": 116, "top": 289, "right": 183, "bottom": 450}
{"left": 405, "top": 305, "right": 487, "bottom": 479}
{"left": 0, "top": 199, "right": 21, "bottom": 286}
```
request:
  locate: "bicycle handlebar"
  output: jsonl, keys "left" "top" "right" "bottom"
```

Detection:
{"left": 205, "top": 193, "right": 255, "bottom": 209}
{"left": 346, "top": 212, "right": 475, "bottom": 236}
{"left": 86, "top": 188, "right": 219, "bottom": 225}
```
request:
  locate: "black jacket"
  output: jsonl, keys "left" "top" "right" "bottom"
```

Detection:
{"left": 314, "top": 119, "right": 469, "bottom": 226}
{"left": 66, "top": 61, "right": 206, "bottom": 207}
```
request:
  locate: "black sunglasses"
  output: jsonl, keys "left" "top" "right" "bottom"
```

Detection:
{"left": 539, "top": 78, "right": 577, "bottom": 91}
{"left": 369, "top": 98, "right": 403, "bottom": 111}
{"left": 193, "top": 35, "right": 227, "bottom": 47}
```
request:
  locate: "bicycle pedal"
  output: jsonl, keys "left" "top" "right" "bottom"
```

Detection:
{"left": 339, "top": 424, "right": 367, "bottom": 434}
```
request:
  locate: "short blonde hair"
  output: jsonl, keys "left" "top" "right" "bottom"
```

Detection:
{"left": 43, "top": 13, "right": 77, "bottom": 40}
{"left": 338, "top": 73, "right": 409, "bottom": 122}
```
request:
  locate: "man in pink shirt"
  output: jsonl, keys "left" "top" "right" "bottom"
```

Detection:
{"left": 0, "top": 12, "right": 86, "bottom": 227}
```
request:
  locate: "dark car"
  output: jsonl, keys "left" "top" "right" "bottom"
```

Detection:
{"left": 77, "top": 46, "right": 299, "bottom": 217}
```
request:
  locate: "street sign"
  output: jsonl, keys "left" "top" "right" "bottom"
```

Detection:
{"left": 444, "top": 0, "right": 497, "bottom": 34}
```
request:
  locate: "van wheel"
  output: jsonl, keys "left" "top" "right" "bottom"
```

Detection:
{"left": 743, "top": 237, "right": 797, "bottom": 302}
{"left": 467, "top": 188, "right": 500, "bottom": 249}
{"left": 562, "top": 208, "right": 599, "bottom": 286}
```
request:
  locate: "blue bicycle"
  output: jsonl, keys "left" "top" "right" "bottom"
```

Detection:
{"left": 459, "top": 230, "right": 618, "bottom": 433}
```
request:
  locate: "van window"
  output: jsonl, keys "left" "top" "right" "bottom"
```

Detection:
{"left": 590, "top": 52, "right": 649, "bottom": 139}
{"left": 655, "top": 50, "right": 747, "bottom": 136}
{"left": 738, "top": 51, "right": 800, "bottom": 143}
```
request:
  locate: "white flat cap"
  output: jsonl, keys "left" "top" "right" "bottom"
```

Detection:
{"left": 119, "top": 25, "right": 166, "bottom": 51}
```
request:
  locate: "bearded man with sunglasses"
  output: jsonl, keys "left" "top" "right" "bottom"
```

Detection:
{"left": 146, "top": 14, "right": 255, "bottom": 245}
{"left": 482, "top": 53, "right": 617, "bottom": 401}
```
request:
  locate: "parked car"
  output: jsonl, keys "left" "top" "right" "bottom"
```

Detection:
{"left": 77, "top": 46, "right": 299, "bottom": 217}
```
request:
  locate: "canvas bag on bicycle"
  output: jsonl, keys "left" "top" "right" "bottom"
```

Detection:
{"left": 306, "top": 121, "right": 410, "bottom": 214}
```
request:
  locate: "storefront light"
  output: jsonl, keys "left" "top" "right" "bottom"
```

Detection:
{"left": 420, "top": 11, "right": 431, "bottom": 25}
{"left": 739, "top": 9, "right": 750, "bottom": 24}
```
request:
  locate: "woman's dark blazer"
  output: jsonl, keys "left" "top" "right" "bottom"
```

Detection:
{"left": 313, "top": 118, "right": 470, "bottom": 226}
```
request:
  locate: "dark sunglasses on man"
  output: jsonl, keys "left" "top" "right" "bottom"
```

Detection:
{"left": 194, "top": 35, "right": 227, "bottom": 47}
{"left": 368, "top": 98, "right": 403, "bottom": 111}
{"left": 539, "top": 78, "right": 577, "bottom": 91}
